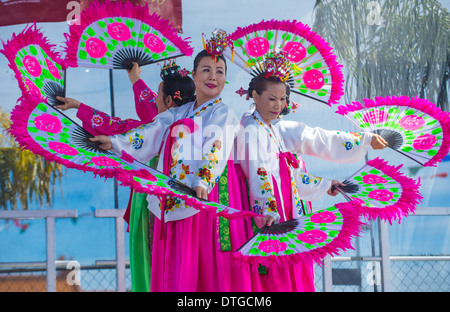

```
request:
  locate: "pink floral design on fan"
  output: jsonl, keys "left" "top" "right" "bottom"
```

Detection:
{"left": 143, "top": 33, "right": 166, "bottom": 53}
{"left": 107, "top": 22, "right": 131, "bottom": 41}
{"left": 48, "top": 142, "right": 79, "bottom": 156}
{"left": 399, "top": 115, "right": 425, "bottom": 130}
{"left": 85, "top": 38, "right": 107, "bottom": 58}
{"left": 303, "top": 69, "right": 324, "bottom": 89}
{"left": 24, "top": 78, "right": 41, "bottom": 96}
{"left": 362, "top": 110, "right": 388, "bottom": 124}
{"left": 45, "top": 59, "right": 61, "bottom": 79}
{"left": 297, "top": 230, "right": 327, "bottom": 245}
{"left": 310, "top": 211, "right": 336, "bottom": 224}
{"left": 412, "top": 134, "right": 436, "bottom": 150}
{"left": 245, "top": 37, "right": 270, "bottom": 58}
{"left": 34, "top": 113, "right": 62, "bottom": 134}
{"left": 362, "top": 174, "right": 387, "bottom": 184}
{"left": 90, "top": 156, "right": 121, "bottom": 167}
{"left": 368, "top": 189, "right": 393, "bottom": 201}
{"left": 23, "top": 56, "right": 42, "bottom": 77}
{"left": 283, "top": 41, "right": 307, "bottom": 62}
{"left": 258, "top": 239, "right": 287, "bottom": 253}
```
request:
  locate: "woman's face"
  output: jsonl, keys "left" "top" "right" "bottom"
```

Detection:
{"left": 253, "top": 82, "right": 288, "bottom": 125}
{"left": 154, "top": 81, "right": 171, "bottom": 114}
{"left": 192, "top": 56, "right": 226, "bottom": 103}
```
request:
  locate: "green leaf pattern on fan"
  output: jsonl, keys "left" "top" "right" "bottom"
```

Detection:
{"left": 14, "top": 44, "right": 65, "bottom": 98}
{"left": 348, "top": 106, "right": 443, "bottom": 158}
{"left": 230, "top": 29, "right": 332, "bottom": 102}
{"left": 77, "top": 17, "right": 179, "bottom": 68}
{"left": 243, "top": 206, "right": 344, "bottom": 258}
{"left": 27, "top": 102, "right": 149, "bottom": 172}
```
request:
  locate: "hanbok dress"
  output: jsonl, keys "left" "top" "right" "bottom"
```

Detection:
{"left": 236, "top": 110, "right": 373, "bottom": 292}
{"left": 109, "top": 96, "right": 259, "bottom": 292}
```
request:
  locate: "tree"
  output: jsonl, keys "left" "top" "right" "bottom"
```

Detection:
{"left": 313, "top": 0, "right": 449, "bottom": 110}
{"left": 0, "top": 107, "right": 65, "bottom": 210}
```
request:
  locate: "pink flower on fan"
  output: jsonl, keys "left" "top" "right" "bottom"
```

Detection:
{"left": 303, "top": 69, "right": 324, "bottom": 89}
{"left": 24, "top": 78, "right": 41, "bottom": 96}
{"left": 310, "top": 211, "right": 337, "bottom": 224}
{"left": 107, "top": 22, "right": 131, "bottom": 41}
{"left": 283, "top": 41, "right": 307, "bottom": 62}
{"left": 258, "top": 239, "right": 287, "bottom": 254}
{"left": 35, "top": 113, "right": 63, "bottom": 134}
{"left": 143, "top": 33, "right": 166, "bottom": 53}
{"left": 90, "top": 156, "right": 121, "bottom": 167}
{"left": 399, "top": 115, "right": 425, "bottom": 130}
{"left": 412, "top": 134, "right": 437, "bottom": 150}
{"left": 85, "top": 37, "right": 107, "bottom": 58}
{"left": 368, "top": 189, "right": 394, "bottom": 201}
{"left": 48, "top": 142, "right": 79, "bottom": 156}
{"left": 45, "top": 59, "right": 61, "bottom": 79}
{"left": 297, "top": 230, "right": 328, "bottom": 245}
{"left": 23, "top": 55, "right": 42, "bottom": 77}
{"left": 246, "top": 37, "right": 270, "bottom": 58}
{"left": 362, "top": 174, "right": 387, "bottom": 184}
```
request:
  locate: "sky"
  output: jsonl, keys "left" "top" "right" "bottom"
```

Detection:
{"left": 0, "top": 0, "right": 449, "bottom": 290}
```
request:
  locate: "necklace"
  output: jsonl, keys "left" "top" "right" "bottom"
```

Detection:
{"left": 185, "top": 98, "right": 221, "bottom": 119}
{"left": 252, "top": 112, "right": 283, "bottom": 152}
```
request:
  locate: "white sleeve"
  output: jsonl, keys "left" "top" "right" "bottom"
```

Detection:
{"left": 292, "top": 168, "right": 333, "bottom": 202}
{"left": 277, "top": 120, "right": 372, "bottom": 163}
{"left": 109, "top": 110, "right": 174, "bottom": 163}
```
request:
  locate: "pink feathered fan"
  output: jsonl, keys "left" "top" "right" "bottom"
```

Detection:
{"left": 234, "top": 202, "right": 364, "bottom": 267}
{"left": 224, "top": 19, "right": 344, "bottom": 106}
{"left": 64, "top": 0, "right": 193, "bottom": 70}
{"left": 336, "top": 96, "right": 450, "bottom": 167}
{"left": 0, "top": 24, "right": 66, "bottom": 106}
{"left": 333, "top": 157, "right": 423, "bottom": 223}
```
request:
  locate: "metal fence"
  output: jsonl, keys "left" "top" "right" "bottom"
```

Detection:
{"left": 0, "top": 207, "right": 449, "bottom": 292}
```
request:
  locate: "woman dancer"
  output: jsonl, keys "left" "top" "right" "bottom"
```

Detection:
{"left": 237, "top": 68, "right": 387, "bottom": 292}
{"left": 91, "top": 40, "right": 259, "bottom": 291}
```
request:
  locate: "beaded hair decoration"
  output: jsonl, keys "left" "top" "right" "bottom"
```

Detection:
{"left": 262, "top": 50, "right": 291, "bottom": 82}
{"left": 160, "top": 60, "right": 190, "bottom": 80}
{"left": 202, "top": 28, "right": 234, "bottom": 62}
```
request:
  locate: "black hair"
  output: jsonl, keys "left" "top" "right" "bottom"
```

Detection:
{"left": 247, "top": 73, "right": 291, "bottom": 116}
{"left": 162, "top": 75, "right": 196, "bottom": 106}
{"left": 192, "top": 49, "right": 227, "bottom": 74}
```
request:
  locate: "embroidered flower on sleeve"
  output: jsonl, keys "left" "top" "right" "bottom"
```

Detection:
{"left": 343, "top": 141, "right": 354, "bottom": 150}
{"left": 198, "top": 167, "right": 213, "bottom": 182}
{"left": 91, "top": 114, "right": 104, "bottom": 128}
{"left": 139, "top": 88, "right": 155, "bottom": 103}
{"left": 302, "top": 175, "right": 311, "bottom": 184}
{"left": 129, "top": 133, "right": 144, "bottom": 150}
{"left": 109, "top": 116, "right": 125, "bottom": 126}
{"left": 267, "top": 200, "right": 277, "bottom": 213}
{"left": 253, "top": 201, "right": 263, "bottom": 214}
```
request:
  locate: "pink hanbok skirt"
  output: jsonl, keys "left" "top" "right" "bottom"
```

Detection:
{"left": 150, "top": 161, "right": 261, "bottom": 292}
